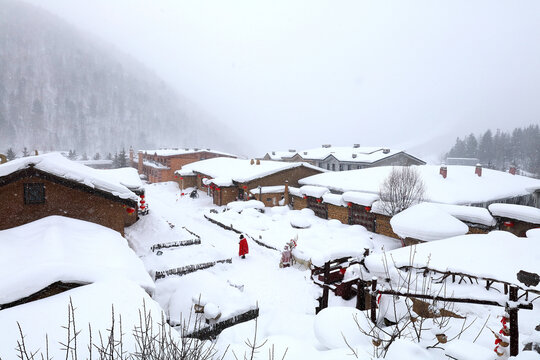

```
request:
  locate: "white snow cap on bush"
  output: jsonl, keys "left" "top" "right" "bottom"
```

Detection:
{"left": 313, "top": 306, "right": 373, "bottom": 350}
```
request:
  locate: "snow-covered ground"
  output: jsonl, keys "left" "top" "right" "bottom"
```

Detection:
{"left": 126, "top": 182, "right": 540, "bottom": 359}
{"left": 1, "top": 180, "right": 539, "bottom": 359}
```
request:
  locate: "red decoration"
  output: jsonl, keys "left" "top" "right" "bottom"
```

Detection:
{"left": 503, "top": 221, "right": 514, "bottom": 227}
{"left": 180, "top": 177, "right": 183, "bottom": 180}
{"left": 140, "top": 200, "right": 145, "bottom": 204}
{"left": 126, "top": 207, "right": 135, "bottom": 214}
{"left": 316, "top": 198, "right": 321, "bottom": 203}
{"left": 243, "top": 186, "right": 247, "bottom": 189}
{"left": 140, "top": 194, "right": 145, "bottom": 198}
{"left": 217, "top": 187, "right": 221, "bottom": 191}
{"left": 347, "top": 202, "right": 352, "bottom": 207}
{"left": 181, "top": 193, "right": 185, "bottom": 196}
{"left": 303, "top": 196, "right": 307, "bottom": 199}
{"left": 365, "top": 206, "right": 371, "bottom": 212}
{"left": 339, "top": 268, "right": 346, "bottom": 275}
{"left": 174, "top": 175, "right": 178, "bottom": 178}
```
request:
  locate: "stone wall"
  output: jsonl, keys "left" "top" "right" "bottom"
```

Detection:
{"left": 374, "top": 213, "right": 400, "bottom": 240}
{"left": 326, "top": 204, "right": 349, "bottom": 224}
{"left": 292, "top": 195, "right": 307, "bottom": 210}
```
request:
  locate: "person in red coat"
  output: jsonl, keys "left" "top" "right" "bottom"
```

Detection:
{"left": 239, "top": 234, "right": 249, "bottom": 259}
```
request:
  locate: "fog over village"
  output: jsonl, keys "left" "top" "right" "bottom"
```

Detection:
{"left": 0, "top": 1, "right": 540, "bottom": 359}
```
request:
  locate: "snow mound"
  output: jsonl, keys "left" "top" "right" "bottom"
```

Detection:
{"left": 526, "top": 228, "right": 540, "bottom": 238}
{"left": 300, "top": 185, "right": 329, "bottom": 198}
{"left": 290, "top": 216, "right": 311, "bottom": 229}
{"left": 489, "top": 203, "right": 540, "bottom": 224}
{"left": 0, "top": 216, "right": 154, "bottom": 305}
{"left": 226, "top": 200, "right": 265, "bottom": 212}
{"left": 445, "top": 340, "right": 494, "bottom": 360}
{"left": 342, "top": 191, "right": 379, "bottom": 206}
{"left": 384, "top": 339, "right": 432, "bottom": 360}
{"left": 313, "top": 306, "right": 372, "bottom": 350}
{"left": 390, "top": 203, "right": 469, "bottom": 241}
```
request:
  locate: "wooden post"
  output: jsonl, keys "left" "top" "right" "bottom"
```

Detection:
{"left": 320, "top": 262, "right": 330, "bottom": 311}
{"left": 509, "top": 286, "right": 519, "bottom": 357}
{"left": 370, "top": 278, "right": 377, "bottom": 324}
{"left": 356, "top": 280, "right": 366, "bottom": 310}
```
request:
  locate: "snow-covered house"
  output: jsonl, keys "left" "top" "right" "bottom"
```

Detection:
{"left": 262, "top": 144, "right": 425, "bottom": 171}
{"left": 488, "top": 203, "right": 540, "bottom": 237}
{"left": 0, "top": 216, "right": 154, "bottom": 310}
{"left": 299, "top": 164, "right": 540, "bottom": 208}
{"left": 0, "top": 153, "right": 139, "bottom": 234}
{"left": 176, "top": 158, "right": 324, "bottom": 206}
{"left": 131, "top": 148, "right": 236, "bottom": 183}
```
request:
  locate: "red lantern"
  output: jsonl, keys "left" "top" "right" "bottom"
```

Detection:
{"left": 198, "top": 174, "right": 201, "bottom": 178}
{"left": 217, "top": 187, "right": 221, "bottom": 191}
{"left": 316, "top": 198, "right": 321, "bottom": 203}
{"left": 180, "top": 177, "right": 183, "bottom": 180}
{"left": 243, "top": 186, "right": 247, "bottom": 190}
{"left": 126, "top": 207, "right": 135, "bottom": 214}
{"left": 140, "top": 194, "right": 145, "bottom": 199}
{"left": 140, "top": 200, "right": 145, "bottom": 204}
{"left": 303, "top": 196, "right": 307, "bottom": 199}
{"left": 174, "top": 175, "right": 178, "bottom": 178}
{"left": 347, "top": 202, "right": 352, "bottom": 207}
{"left": 365, "top": 206, "right": 371, "bottom": 212}
{"left": 503, "top": 221, "right": 514, "bottom": 227}
{"left": 181, "top": 193, "right": 185, "bottom": 196}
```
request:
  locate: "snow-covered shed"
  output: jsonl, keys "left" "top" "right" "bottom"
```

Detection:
{"left": 0, "top": 216, "right": 154, "bottom": 310}
{"left": 489, "top": 203, "right": 540, "bottom": 237}
{"left": 176, "top": 158, "right": 324, "bottom": 206}
{"left": 0, "top": 153, "right": 140, "bottom": 234}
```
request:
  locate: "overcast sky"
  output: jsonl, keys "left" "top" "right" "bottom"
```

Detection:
{"left": 24, "top": 0, "right": 540, "bottom": 161}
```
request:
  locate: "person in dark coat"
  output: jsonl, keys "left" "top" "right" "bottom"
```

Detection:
{"left": 239, "top": 234, "right": 249, "bottom": 259}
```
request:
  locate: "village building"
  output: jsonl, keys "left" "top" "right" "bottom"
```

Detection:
{"left": 0, "top": 216, "right": 154, "bottom": 310}
{"left": 175, "top": 158, "right": 324, "bottom": 206}
{"left": 131, "top": 148, "right": 236, "bottom": 183}
{"left": 0, "top": 153, "right": 140, "bottom": 235}
{"left": 488, "top": 203, "right": 540, "bottom": 237}
{"left": 287, "top": 164, "right": 540, "bottom": 242}
{"left": 262, "top": 144, "right": 425, "bottom": 171}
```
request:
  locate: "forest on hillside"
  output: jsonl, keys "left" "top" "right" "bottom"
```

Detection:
{"left": 446, "top": 124, "right": 540, "bottom": 177}
{"left": 0, "top": 0, "right": 236, "bottom": 155}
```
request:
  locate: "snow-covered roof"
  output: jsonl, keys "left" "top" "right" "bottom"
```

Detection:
{"left": 390, "top": 203, "right": 469, "bottom": 241}
{"left": 249, "top": 185, "right": 286, "bottom": 194}
{"left": 175, "top": 158, "right": 323, "bottom": 184}
{"left": 488, "top": 203, "right": 540, "bottom": 224}
{"left": 0, "top": 216, "right": 154, "bottom": 305}
{"left": 300, "top": 185, "right": 329, "bottom": 198}
{"left": 434, "top": 203, "right": 496, "bottom": 227}
{"left": 365, "top": 231, "right": 540, "bottom": 292}
{"left": 267, "top": 145, "right": 420, "bottom": 164}
{"left": 95, "top": 167, "right": 144, "bottom": 192}
{"left": 322, "top": 193, "right": 346, "bottom": 207}
{"left": 0, "top": 153, "right": 138, "bottom": 201}
{"left": 289, "top": 186, "right": 302, "bottom": 197}
{"left": 139, "top": 148, "right": 236, "bottom": 157}
{"left": 77, "top": 159, "right": 113, "bottom": 166}
{"left": 342, "top": 191, "right": 379, "bottom": 206}
{"left": 143, "top": 159, "right": 170, "bottom": 169}
{"left": 300, "top": 165, "right": 540, "bottom": 205}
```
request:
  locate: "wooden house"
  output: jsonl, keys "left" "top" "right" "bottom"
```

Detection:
{"left": 131, "top": 148, "right": 236, "bottom": 183}
{"left": 175, "top": 158, "right": 324, "bottom": 206}
{"left": 0, "top": 153, "right": 139, "bottom": 235}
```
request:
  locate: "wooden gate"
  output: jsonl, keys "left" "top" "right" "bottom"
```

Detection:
{"left": 348, "top": 204, "right": 376, "bottom": 231}
{"left": 307, "top": 196, "right": 328, "bottom": 219}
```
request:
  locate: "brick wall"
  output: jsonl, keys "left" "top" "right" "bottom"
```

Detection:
{"left": 292, "top": 195, "right": 307, "bottom": 210}
{"left": 326, "top": 204, "right": 348, "bottom": 224}
{"left": 467, "top": 226, "right": 490, "bottom": 235}
{"left": 374, "top": 213, "right": 400, "bottom": 239}
{"left": 176, "top": 175, "right": 197, "bottom": 190}
{"left": 0, "top": 174, "right": 135, "bottom": 235}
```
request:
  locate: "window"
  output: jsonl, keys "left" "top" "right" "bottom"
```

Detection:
{"left": 348, "top": 164, "right": 352, "bottom": 170}
{"left": 339, "top": 164, "right": 344, "bottom": 171}
{"left": 331, "top": 164, "right": 335, "bottom": 171}
{"left": 24, "top": 183, "right": 45, "bottom": 204}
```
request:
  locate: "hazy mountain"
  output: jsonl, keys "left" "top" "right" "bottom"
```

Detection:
{"left": 0, "top": 0, "right": 238, "bottom": 155}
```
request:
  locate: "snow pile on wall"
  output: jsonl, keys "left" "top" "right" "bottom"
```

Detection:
{"left": 300, "top": 185, "right": 329, "bottom": 198}
{"left": 342, "top": 191, "right": 379, "bottom": 206}
{"left": 390, "top": 203, "right": 469, "bottom": 241}
{"left": 488, "top": 203, "right": 540, "bottom": 224}
{"left": 0, "top": 216, "right": 154, "bottom": 305}
{"left": 434, "top": 203, "right": 496, "bottom": 226}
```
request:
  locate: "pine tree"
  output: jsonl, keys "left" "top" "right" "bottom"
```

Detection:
{"left": 22, "top": 147, "right": 30, "bottom": 157}
{"left": 93, "top": 152, "right": 101, "bottom": 160}
{"left": 118, "top": 148, "right": 128, "bottom": 168}
{"left": 6, "top": 148, "right": 16, "bottom": 160}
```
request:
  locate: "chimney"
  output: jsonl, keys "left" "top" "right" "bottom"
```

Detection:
{"left": 272, "top": 151, "right": 276, "bottom": 155}
{"left": 284, "top": 180, "right": 289, "bottom": 206}
{"left": 322, "top": 144, "right": 331, "bottom": 148}
{"left": 509, "top": 166, "right": 516, "bottom": 175}
{"left": 303, "top": 151, "right": 308, "bottom": 155}
{"left": 352, "top": 154, "right": 357, "bottom": 159}
{"left": 475, "top": 164, "right": 482, "bottom": 177}
{"left": 129, "top": 147, "right": 134, "bottom": 163}
{"left": 382, "top": 148, "right": 390, "bottom": 154}
{"left": 256, "top": 159, "right": 260, "bottom": 165}
{"left": 250, "top": 159, "right": 255, "bottom": 165}
{"left": 440, "top": 165, "right": 447, "bottom": 179}
{"left": 353, "top": 144, "right": 360, "bottom": 148}
{"left": 138, "top": 151, "right": 143, "bottom": 174}
{"left": 288, "top": 149, "right": 296, "bottom": 152}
